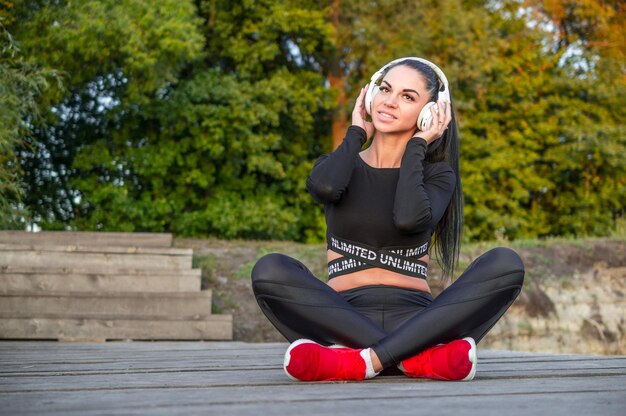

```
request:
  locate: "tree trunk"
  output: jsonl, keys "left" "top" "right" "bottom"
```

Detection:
{"left": 329, "top": 0, "right": 348, "bottom": 150}
{"left": 329, "top": 74, "right": 349, "bottom": 150}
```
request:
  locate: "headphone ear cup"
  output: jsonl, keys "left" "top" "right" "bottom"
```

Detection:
{"left": 364, "top": 83, "right": 378, "bottom": 115}
{"left": 417, "top": 101, "right": 436, "bottom": 131}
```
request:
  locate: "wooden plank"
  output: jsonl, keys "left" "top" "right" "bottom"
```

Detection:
{"left": 1, "top": 389, "right": 623, "bottom": 416}
{"left": 0, "top": 386, "right": 624, "bottom": 416}
{"left": 0, "top": 265, "right": 201, "bottom": 276}
{"left": 0, "top": 271, "right": 201, "bottom": 293}
{"left": 0, "top": 316, "right": 232, "bottom": 341}
{"left": 0, "top": 245, "right": 192, "bottom": 270}
{"left": 0, "top": 243, "right": 192, "bottom": 255}
{"left": 0, "top": 291, "right": 213, "bottom": 318}
{"left": 0, "top": 350, "right": 623, "bottom": 399}
{"left": 0, "top": 340, "right": 265, "bottom": 354}
{"left": 0, "top": 231, "right": 173, "bottom": 247}
{"left": 0, "top": 341, "right": 281, "bottom": 363}
{"left": 2, "top": 373, "right": 625, "bottom": 397}
{"left": 0, "top": 342, "right": 622, "bottom": 373}
{"left": 115, "top": 390, "right": 626, "bottom": 416}
{"left": 2, "top": 352, "right": 624, "bottom": 376}
{"left": 3, "top": 342, "right": 623, "bottom": 367}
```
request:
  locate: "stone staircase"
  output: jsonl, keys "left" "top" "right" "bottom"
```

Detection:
{"left": 0, "top": 231, "right": 232, "bottom": 341}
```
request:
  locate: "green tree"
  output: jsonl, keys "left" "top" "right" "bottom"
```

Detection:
{"left": 459, "top": 0, "right": 625, "bottom": 240}
{"left": 324, "top": 0, "right": 625, "bottom": 241}
{"left": 524, "top": 0, "right": 626, "bottom": 237}
{"left": 0, "top": 12, "right": 61, "bottom": 228}
{"left": 12, "top": 0, "right": 335, "bottom": 241}
{"left": 9, "top": 0, "right": 205, "bottom": 228}
{"left": 8, "top": 0, "right": 625, "bottom": 242}
{"left": 323, "top": 0, "right": 538, "bottom": 240}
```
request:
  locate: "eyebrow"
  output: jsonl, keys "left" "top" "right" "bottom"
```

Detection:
{"left": 381, "top": 80, "right": 420, "bottom": 97}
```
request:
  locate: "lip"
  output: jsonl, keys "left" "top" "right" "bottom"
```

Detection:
{"left": 377, "top": 110, "right": 397, "bottom": 120}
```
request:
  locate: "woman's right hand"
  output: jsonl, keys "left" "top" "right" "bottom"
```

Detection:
{"left": 415, "top": 100, "right": 451, "bottom": 144}
{"left": 352, "top": 85, "right": 375, "bottom": 138}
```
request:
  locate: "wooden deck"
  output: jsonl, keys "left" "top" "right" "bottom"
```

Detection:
{"left": 1, "top": 341, "right": 625, "bottom": 415}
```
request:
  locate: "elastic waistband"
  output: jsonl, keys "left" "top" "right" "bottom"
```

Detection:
{"left": 327, "top": 233, "right": 429, "bottom": 279}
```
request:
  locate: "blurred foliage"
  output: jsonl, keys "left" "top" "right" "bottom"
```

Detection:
{"left": 3, "top": 0, "right": 625, "bottom": 242}
{"left": 0, "top": 10, "right": 61, "bottom": 228}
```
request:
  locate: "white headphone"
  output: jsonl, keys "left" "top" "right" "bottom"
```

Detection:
{"left": 364, "top": 57, "right": 450, "bottom": 131}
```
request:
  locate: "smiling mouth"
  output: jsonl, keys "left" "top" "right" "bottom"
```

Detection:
{"left": 377, "top": 111, "right": 397, "bottom": 120}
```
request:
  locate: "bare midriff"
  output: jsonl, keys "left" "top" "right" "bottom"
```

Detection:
{"left": 326, "top": 249, "right": 432, "bottom": 294}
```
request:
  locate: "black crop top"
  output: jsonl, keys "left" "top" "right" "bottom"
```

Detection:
{"left": 306, "top": 126, "right": 455, "bottom": 279}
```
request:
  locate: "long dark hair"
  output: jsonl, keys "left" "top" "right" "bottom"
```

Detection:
{"left": 388, "top": 59, "right": 464, "bottom": 281}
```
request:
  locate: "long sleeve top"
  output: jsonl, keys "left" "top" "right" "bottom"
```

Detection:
{"left": 306, "top": 126, "right": 455, "bottom": 260}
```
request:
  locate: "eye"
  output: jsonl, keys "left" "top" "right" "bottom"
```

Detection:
{"left": 403, "top": 93, "right": 415, "bottom": 101}
{"left": 378, "top": 86, "right": 390, "bottom": 93}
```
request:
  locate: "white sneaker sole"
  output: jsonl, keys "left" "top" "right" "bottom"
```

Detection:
{"left": 462, "top": 337, "right": 477, "bottom": 381}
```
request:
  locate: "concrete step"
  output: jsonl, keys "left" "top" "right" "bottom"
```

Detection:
{"left": 0, "top": 244, "right": 193, "bottom": 270}
{"left": 0, "top": 231, "right": 173, "bottom": 247}
{"left": 0, "top": 315, "right": 232, "bottom": 340}
{"left": 0, "top": 269, "right": 201, "bottom": 293}
{"left": 0, "top": 291, "right": 213, "bottom": 319}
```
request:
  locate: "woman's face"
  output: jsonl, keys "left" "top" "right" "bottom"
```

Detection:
{"left": 371, "top": 65, "right": 430, "bottom": 135}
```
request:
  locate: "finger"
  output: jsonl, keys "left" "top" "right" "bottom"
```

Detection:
{"left": 444, "top": 101, "right": 452, "bottom": 125}
{"left": 437, "top": 101, "right": 449, "bottom": 131}
{"left": 359, "top": 84, "right": 369, "bottom": 100}
{"left": 433, "top": 101, "right": 446, "bottom": 137}
{"left": 432, "top": 104, "right": 442, "bottom": 130}
{"left": 438, "top": 100, "right": 446, "bottom": 120}
{"left": 355, "top": 84, "right": 369, "bottom": 109}
{"left": 354, "top": 88, "right": 364, "bottom": 111}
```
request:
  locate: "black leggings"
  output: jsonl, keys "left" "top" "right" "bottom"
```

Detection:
{"left": 251, "top": 247, "right": 524, "bottom": 369}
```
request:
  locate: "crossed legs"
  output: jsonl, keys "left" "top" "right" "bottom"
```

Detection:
{"left": 251, "top": 247, "right": 524, "bottom": 377}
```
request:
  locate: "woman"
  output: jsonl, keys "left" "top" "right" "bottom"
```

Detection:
{"left": 251, "top": 57, "right": 525, "bottom": 382}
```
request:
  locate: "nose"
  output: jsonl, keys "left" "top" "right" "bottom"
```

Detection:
{"left": 383, "top": 93, "right": 398, "bottom": 107}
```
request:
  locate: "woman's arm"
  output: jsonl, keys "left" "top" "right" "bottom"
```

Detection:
{"left": 392, "top": 137, "right": 456, "bottom": 233}
{"left": 306, "top": 86, "right": 373, "bottom": 204}
{"left": 306, "top": 126, "right": 366, "bottom": 203}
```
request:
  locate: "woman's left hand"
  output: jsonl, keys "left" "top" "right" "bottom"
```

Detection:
{"left": 415, "top": 100, "right": 451, "bottom": 144}
{"left": 352, "top": 84, "right": 375, "bottom": 139}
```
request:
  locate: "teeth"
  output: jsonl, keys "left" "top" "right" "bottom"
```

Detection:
{"left": 378, "top": 112, "right": 395, "bottom": 119}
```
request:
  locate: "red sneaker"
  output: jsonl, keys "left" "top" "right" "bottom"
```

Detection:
{"left": 399, "top": 337, "right": 477, "bottom": 381}
{"left": 283, "top": 339, "right": 367, "bottom": 381}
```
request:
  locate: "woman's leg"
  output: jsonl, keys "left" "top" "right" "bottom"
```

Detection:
{"left": 251, "top": 253, "right": 387, "bottom": 347}
{"left": 371, "top": 247, "right": 525, "bottom": 368}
